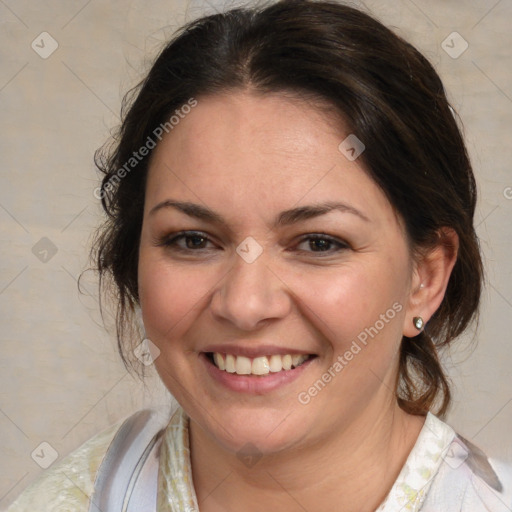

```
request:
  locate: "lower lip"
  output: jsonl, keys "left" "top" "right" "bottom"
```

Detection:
{"left": 201, "top": 353, "right": 316, "bottom": 394}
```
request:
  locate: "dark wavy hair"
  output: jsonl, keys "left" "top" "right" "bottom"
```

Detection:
{"left": 91, "top": 0, "right": 483, "bottom": 416}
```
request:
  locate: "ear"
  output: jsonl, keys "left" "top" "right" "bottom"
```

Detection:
{"left": 403, "top": 228, "right": 459, "bottom": 338}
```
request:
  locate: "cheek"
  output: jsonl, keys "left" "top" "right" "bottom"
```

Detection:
{"left": 294, "top": 262, "right": 401, "bottom": 344}
{"left": 138, "top": 252, "right": 213, "bottom": 341}
{"left": 290, "top": 259, "right": 408, "bottom": 400}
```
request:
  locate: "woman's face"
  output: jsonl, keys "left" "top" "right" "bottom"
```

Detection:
{"left": 138, "top": 91, "right": 416, "bottom": 455}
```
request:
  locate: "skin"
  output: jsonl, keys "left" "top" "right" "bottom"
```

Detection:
{"left": 138, "top": 90, "right": 458, "bottom": 512}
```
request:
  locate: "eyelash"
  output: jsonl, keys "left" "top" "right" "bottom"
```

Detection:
{"left": 155, "top": 230, "right": 349, "bottom": 256}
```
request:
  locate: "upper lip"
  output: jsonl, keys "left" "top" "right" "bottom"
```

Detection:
{"left": 201, "top": 343, "right": 317, "bottom": 358}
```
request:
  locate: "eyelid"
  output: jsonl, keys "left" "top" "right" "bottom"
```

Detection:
{"left": 154, "top": 230, "right": 350, "bottom": 257}
{"left": 295, "top": 233, "right": 348, "bottom": 245}
{"left": 153, "top": 230, "right": 217, "bottom": 249}
{"left": 293, "top": 233, "right": 350, "bottom": 253}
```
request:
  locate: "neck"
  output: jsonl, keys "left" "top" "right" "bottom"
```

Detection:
{"left": 189, "top": 399, "right": 425, "bottom": 512}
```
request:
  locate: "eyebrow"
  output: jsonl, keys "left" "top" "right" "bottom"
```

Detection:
{"left": 149, "top": 200, "right": 370, "bottom": 227}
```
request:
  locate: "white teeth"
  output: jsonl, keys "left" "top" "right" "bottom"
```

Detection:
{"left": 225, "top": 354, "right": 236, "bottom": 373}
{"left": 269, "top": 355, "right": 282, "bottom": 373}
{"left": 213, "top": 353, "right": 225, "bottom": 371}
{"left": 210, "top": 352, "right": 311, "bottom": 375}
{"left": 252, "top": 356, "right": 270, "bottom": 375}
{"left": 235, "top": 356, "right": 252, "bottom": 375}
{"left": 292, "top": 354, "right": 308, "bottom": 367}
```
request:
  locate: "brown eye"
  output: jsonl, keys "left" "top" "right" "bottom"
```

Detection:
{"left": 181, "top": 234, "right": 208, "bottom": 249}
{"left": 307, "top": 238, "right": 331, "bottom": 252}
{"left": 295, "top": 234, "right": 349, "bottom": 254}
{"left": 156, "top": 231, "right": 217, "bottom": 252}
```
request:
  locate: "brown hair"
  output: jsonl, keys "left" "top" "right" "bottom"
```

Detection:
{"left": 91, "top": 0, "right": 483, "bottom": 416}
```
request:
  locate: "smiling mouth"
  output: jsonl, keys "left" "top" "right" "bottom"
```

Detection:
{"left": 205, "top": 352, "right": 316, "bottom": 376}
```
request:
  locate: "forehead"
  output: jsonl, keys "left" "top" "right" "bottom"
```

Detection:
{"left": 145, "top": 91, "right": 395, "bottom": 228}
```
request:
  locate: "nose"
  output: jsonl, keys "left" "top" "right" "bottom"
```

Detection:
{"left": 209, "top": 249, "right": 292, "bottom": 331}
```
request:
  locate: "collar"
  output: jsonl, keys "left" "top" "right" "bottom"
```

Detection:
{"left": 157, "top": 407, "right": 456, "bottom": 512}
{"left": 376, "top": 412, "right": 456, "bottom": 511}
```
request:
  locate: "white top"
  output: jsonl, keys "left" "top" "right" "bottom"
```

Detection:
{"left": 6, "top": 407, "right": 512, "bottom": 511}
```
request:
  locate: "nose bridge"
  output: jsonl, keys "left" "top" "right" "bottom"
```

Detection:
{"left": 210, "top": 244, "right": 291, "bottom": 330}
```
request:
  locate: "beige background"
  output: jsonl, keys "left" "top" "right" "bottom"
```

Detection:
{"left": 1, "top": 0, "right": 511, "bottom": 507}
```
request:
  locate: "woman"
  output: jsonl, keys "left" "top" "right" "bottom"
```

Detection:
{"left": 7, "top": 0, "right": 512, "bottom": 510}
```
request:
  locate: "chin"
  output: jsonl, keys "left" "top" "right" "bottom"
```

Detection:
{"left": 196, "top": 404, "right": 305, "bottom": 456}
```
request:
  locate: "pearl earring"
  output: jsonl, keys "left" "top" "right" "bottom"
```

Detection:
{"left": 413, "top": 317, "right": 424, "bottom": 330}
